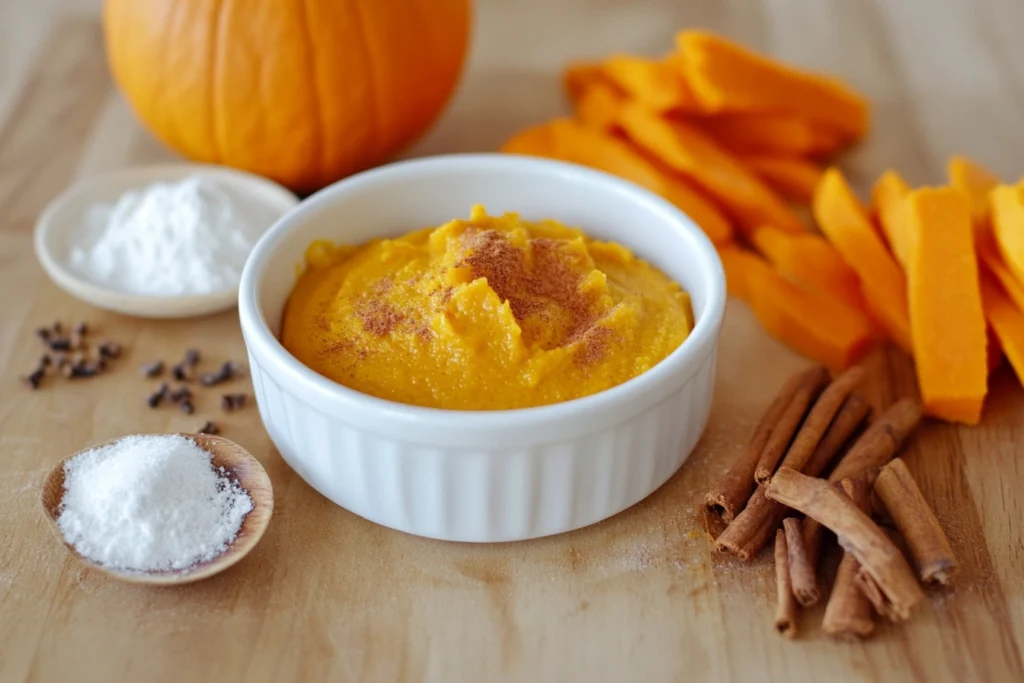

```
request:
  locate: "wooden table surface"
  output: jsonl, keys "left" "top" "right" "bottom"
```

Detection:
{"left": 2, "top": 1, "right": 1024, "bottom": 682}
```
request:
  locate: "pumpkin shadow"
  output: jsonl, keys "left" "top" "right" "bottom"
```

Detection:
{"left": 403, "top": 70, "right": 568, "bottom": 159}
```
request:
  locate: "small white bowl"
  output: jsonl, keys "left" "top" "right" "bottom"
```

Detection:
{"left": 239, "top": 154, "right": 725, "bottom": 542}
{"left": 35, "top": 163, "right": 298, "bottom": 318}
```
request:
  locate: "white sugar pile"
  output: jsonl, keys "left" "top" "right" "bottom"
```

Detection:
{"left": 56, "top": 434, "right": 254, "bottom": 572}
{"left": 68, "top": 176, "right": 278, "bottom": 296}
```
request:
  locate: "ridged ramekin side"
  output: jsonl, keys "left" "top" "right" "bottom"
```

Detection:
{"left": 248, "top": 345, "right": 716, "bottom": 542}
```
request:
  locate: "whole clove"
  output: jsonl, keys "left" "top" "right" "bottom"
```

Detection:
{"left": 20, "top": 321, "right": 123, "bottom": 389}
{"left": 49, "top": 336, "right": 72, "bottom": 352}
{"left": 180, "top": 399, "right": 195, "bottom": 415}
{"left": 140, "top": 360, "right": 164, "bottom": 378}
{"left": 66, "top": 361, "right": 102, "bottom": 379}
{"left": 169, "top": 385, "right": 193, "bottom": 403}
{"left": 185, "top": 348, "right": 201, "bottom": 366}
{"left": 146, "top": 382, "right": 169, "bottom": 408}
{"left": 198, "top": 421, "right": 220, "bottom": 435}
{"left": 172, "top": 363, "right": 193, "bottom": 382}
{"left": 22, "top": 368, "right": 45, "bottom": 390}
{"left": 221, "top": 393, "right": 247, "bottom": 411}
{"left": 97, "top": 340, "right": 122, "bottom": 359}
{"left": 199, "top": 362, "right": 235, "bottom": 386}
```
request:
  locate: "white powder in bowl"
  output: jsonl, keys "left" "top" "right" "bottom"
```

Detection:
{"left": 56, "top": 434, "right": 254, "bottom": 572}
{"left": 68, "top": 175, "right": 279, "bottom": 296}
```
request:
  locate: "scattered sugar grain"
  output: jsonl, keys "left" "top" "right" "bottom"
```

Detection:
{"left": 57, "top": 434, "right": 253, "bottom": 572}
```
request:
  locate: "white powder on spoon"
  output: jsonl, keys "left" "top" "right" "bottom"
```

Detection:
{"left": 56, "top": 434, "right": 254, "bottom": 572}
{"left": 68, "top": 175, "right": 278, "bottom": 296}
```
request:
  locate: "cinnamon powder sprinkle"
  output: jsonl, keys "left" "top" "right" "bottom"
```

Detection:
{"left": 575, "top": 325, "right": 617, "bottom": 367}
{"left": 460, "top": 229, "right": 538, "bottom": 318}
{"left": 459, "top": 229, "right": 604, "bottom": 355}
{"left": 330, "top": 226, "right": 621, "bottom": 367}
{"left": 357, "top": 300, "right": 406, "bottom": 336}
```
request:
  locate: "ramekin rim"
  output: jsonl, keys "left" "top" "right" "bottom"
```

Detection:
{"left": 238, "top": 153, "right": 725, "bottom": 431}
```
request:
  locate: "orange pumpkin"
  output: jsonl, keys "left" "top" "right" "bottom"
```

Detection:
{"left": 103, "top": 0, "right": 471, "bottom": 192}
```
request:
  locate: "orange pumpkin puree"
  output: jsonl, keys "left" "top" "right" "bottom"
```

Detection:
{"left": 280, "top": 206, "right": 693, "bottom": 410}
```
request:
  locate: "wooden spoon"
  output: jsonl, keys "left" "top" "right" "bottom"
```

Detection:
{"left": 41, "top": 433, "right": 273, "bottom": 585}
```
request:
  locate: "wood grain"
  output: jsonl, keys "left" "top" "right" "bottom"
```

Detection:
{"left": 2, "top": 2, "right": 1024, "bottom": 682}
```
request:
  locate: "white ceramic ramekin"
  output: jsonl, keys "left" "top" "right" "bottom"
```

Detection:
{"left": 239, "top": 154, "right": 725, "bottom": 542}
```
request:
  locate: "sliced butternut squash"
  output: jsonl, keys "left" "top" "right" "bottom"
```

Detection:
{"left": 739, "top": 154, "right": 824, "bottom": 203}
{"left": 749, "top": 225, "right": 867, "bottom": 312}
{"left": 676, "top": 31, "right": 869, "bottom": 140}
{"left": 990, "top": 183, "right": 1024, "bottom": 289}
{"left": 813, "top": 168, "right": 912, "bottom": 351}
{"left": 978, "top": 234, "right": 1024, "bottom": 311}
{"left": 870, "top": 170, "right": 912, "bottom": 267}
{"left": 616, "top": 101, "right": 804, "bottom": 234}
{"left": 980, "top": 266, "right": 1024, "bottom": 388}
{"left": 658, "top": 174, "right": 734, "bottom": 245}
{"left": 742, "top": 253, "right": 875, "bottom": 370}
{"left": 987, "top": 328, "right": 1004, "bottom": 375}
{"left": 500, "top": 119, "right": 732, "bottom": 244}
{"left": 574, "top": 80, "right": 626, "bottom": 131}
{"left": 563, "top": 63, "right": 607, "bottom": 103}
{"left": 501, "top": 119, "right": 653, "bottom": 188}
{"left": 603, "top": 54, "right": 697, "bottom": 112}
{"left": 697, "top": 112, "right": 844, "bottom": 157}
{"left": 906, "top": 188, "right": 987, "bottom": 424}
{"left": 948, "top": 155, "right": 999, "bottom": 228}
{"left": 717, "top": 244, "right": 761, "bottom": 300}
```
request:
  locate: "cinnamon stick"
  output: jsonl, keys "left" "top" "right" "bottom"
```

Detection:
{"left": 764, "top": 365, "right": 866, "bottom": 484}
{"left": 765, "top": 468, "right": 925, "bottom": 621}
{"left": 705, "top": 366, "right": 828, "bottom": 521}
{"left": 753, "top": 366, "right": 831, "bottom": 485}
{"left": 774, "top": 529, "right": 798, "bottom": 638}
{"left": 714, "top": 394, "right": 869, "bottom": 561}
{"left": 873, "top": 458, "right": 958, "bottom": 586}
{"left": 822, "top": 478, "right": 876, "bottom": 640}
{"left": 828, "top": 398, "right": 922, "bottom": 484}
{"left": 798, "top": 395, "right": 874, "bottom": 570}
{"left": 783, "top": 517, "right": 819, "bottom": 606}
{"left": 802, "top": 518, "right": 827, "bottom": 571}
{"left": 801, "top": 394, "right": 872, "bottom": 480}
{"left": 700, "top": 505, "right": 728, "bottom": 542}
{"left": 715, "top": 486, "right": 787, "bottom": 560}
